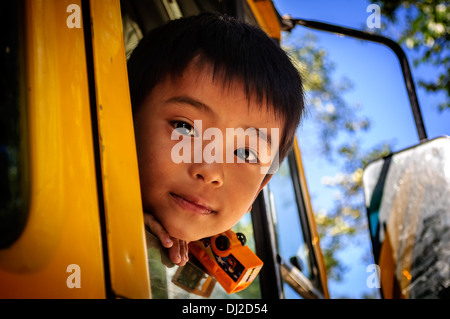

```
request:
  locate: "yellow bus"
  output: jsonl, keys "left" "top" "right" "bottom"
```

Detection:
{"left": 0, "top": 0, "right": 329, "bottom": 299}
{"left": 3, "top": 0, "right": 446, "bottom": 300}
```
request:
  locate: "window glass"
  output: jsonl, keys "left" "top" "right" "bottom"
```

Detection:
{"left": 0, "top": 2, "right": 29, "bottom": 248}
{"left": 287, "top": 24, "right": 427, "bottom": 298}
{"left": 146, "top": 215, "right": 262, "bottom": 299}
{"left": 268, "top": 158, "right": 312, "bottom": 298}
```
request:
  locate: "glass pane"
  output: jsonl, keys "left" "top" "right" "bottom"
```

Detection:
{"left": 275, "top": 8, "right": 428, "bottom": 295}
{"left": 0, "top": 1, "right": 29, "bottom": 248}
{"left": 281, "top": 20, "right": 446, "bottom": 297}
{"left": 145, "top": 215, "right": 262, "bottom": 299}
{"left": 268, "top": 158, "right": 311, "bottom": 298}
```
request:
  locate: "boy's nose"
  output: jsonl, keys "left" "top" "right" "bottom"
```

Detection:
{"left": 188, "top": 163, "right": 224, "bottom": 187}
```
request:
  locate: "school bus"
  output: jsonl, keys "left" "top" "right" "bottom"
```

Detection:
{"left": 3, "top": 0, "right": 447, "bottom": 299}
{"left": 0, "top": 0, "right": 329, "bottom": 299}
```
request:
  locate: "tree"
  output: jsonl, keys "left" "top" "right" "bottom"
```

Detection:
{"left": 373, "top": 0, "right": 449, "bottom": 111}
{"left": 282, "top": 31, "right": 392, "bottom": 286}
{"left": 279, "top": 1, "right": 447, "bottom": 298}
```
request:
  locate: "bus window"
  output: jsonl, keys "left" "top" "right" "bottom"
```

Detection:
{"left": 268, "top": 158, "right": 313, "bottom": 298}
{"left": 120, "top": 0, "right": 260, "bottom": 58}
{"left": 0, "top": 1, "right": 29, "bottom": 249}
{"left": 145, "top": 215, "right": 262, "bottom": 299}
{"left": 120, "top": 1, "right": 265, "bottom": 298}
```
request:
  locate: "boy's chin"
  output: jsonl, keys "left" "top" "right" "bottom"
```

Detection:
{"left": 164, "top": 223, "right": 205, "bottom": 243}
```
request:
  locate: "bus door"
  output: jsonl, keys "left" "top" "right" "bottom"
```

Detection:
{"left": 281, "top": 14, "right": 450, "bottom": 299}
{"left": 0, "top": 0, "right": 150, "bottom": 298}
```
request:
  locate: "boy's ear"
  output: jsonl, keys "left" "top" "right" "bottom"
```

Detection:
{"left": 246, "top": 174, "right": 273, "bottom": 212}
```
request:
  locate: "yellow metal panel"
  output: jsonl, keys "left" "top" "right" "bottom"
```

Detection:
{"left": 292, "top": 138, "right": 330, "bottom": 299}
{"left": 88, "top": 0, "right": 151, "bottom": 298}
{"left": 246, "top": 0, "right": 281, "bottom": 40}
{"left": 0, "top": 0, "right": 105, "bottom": 298}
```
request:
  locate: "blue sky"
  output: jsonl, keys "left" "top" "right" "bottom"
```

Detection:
{"left": 271, "top": 0, "right": 449, "bottom": 298}
{"left": 273, "top": 0, "right": 449, "bottom": 142}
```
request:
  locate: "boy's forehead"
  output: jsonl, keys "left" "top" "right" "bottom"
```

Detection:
{"left": 164, "top": 60, "right": 284, "bottom": 126}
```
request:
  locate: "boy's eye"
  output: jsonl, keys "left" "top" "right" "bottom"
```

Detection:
{"left": 234, "top": 148, "right": 259, "bottom": 163}
{"left": 171, "top": 121, "right": 197, "bottom": 137}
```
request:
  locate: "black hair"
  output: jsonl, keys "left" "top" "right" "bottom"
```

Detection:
{"left": 127, "top": 12, "right": 304, "bottom": 162}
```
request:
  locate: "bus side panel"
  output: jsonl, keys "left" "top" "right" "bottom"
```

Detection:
{"left": 0, "top": 0, "right": 105, "bottom": 298}
{"left": 292, "top": 139, "right": 330, "bottom": 298}
{"left": 88, "top": 0, "right": 151, "bottom": 298}
{"left": 246, "top": 0, "right": 281, "bottom": 41}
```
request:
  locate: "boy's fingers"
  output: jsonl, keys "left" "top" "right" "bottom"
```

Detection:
{"left": 143, "top": 213, "right": 189, "bottom": 266}
{"left": 168, "top": 239, "right": 190, "bottom": 266}
{"left": 168, "top": 239, "right": 182, "bottom": 265}
{"left": 143, "top": 213, "right": 173, "bottom": 248}
{"left": 178, "top": 240, "right": 189, "bottom": 266}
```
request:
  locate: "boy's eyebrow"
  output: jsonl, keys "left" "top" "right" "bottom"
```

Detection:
{"left": 164, "top": 95, "right": 216, "bottom": 118}
{"left": 242, "top": 125, "right": 272, "bottom": 148}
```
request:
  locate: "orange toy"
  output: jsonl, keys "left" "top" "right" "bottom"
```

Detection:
{"left": 188, "top": 230, "right": 263, "bottom": 294}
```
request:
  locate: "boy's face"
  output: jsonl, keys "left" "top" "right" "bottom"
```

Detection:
{"left": 134, "top": 62, "right": 282, "bottom": 242}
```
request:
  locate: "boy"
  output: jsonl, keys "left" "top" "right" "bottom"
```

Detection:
{"left": 127, "top": 13, "right": 304, "bottom": 267}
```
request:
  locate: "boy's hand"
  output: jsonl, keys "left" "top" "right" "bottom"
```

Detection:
{"left": 143, "top": 212, "right": 189, "bottom": 266}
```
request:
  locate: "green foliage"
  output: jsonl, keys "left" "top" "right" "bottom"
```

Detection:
{"left": 284, "top": 33, "right": 371, "bottom": 157}
{"left": 283, "top": 32, "right": 393, "bottom": 283}
{"left": 281, "top": 0, "right": 447, "bottom": 295}
{"left": 373, "top": 0, "right": 449, "bottom": 111}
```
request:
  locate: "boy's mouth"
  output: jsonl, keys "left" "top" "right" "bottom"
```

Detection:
{"left": 170, "top": 192, "right": 216, "bottom": 215}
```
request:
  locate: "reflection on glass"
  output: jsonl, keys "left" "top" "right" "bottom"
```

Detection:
{"left": 0, "top": 1, "right": 29, "bottom": 249}
{"left": 268, "top": 158, "right": 311, "bottom": 298}
{"left": 146, "top": 214, "right": 261, "bottom": 299}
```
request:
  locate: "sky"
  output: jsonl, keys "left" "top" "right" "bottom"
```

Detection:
{"left": 271, "top": 0, "right": 450, "bottom": 298}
